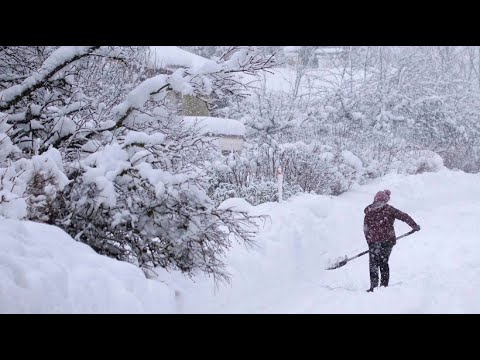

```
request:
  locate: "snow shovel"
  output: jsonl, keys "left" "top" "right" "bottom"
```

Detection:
{"left": 325, "top": 229, "right": 418, "bottom": 270}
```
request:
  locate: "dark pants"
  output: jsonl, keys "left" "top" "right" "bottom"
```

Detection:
{"left": 368, "top": 242, "right": 393, "bottom": 288}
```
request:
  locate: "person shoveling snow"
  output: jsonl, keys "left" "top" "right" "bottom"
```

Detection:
{"left": 363, "top": 190, "right": 420, "bottom": 292}
{"left": 326, "top": 189, "right": 420, "bottom": 293}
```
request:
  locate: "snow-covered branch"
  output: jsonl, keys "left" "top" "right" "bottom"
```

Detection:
{"left": 0, "top": 46, "right": 100, "bottom": 111}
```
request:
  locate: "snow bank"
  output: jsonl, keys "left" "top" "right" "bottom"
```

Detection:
{"left": 0, "top": 219, "right": 176, "bottom": 313}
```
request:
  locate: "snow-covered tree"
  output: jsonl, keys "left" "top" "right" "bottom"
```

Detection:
{"left": 0, "top": 46, "right": 275, "bottom": 283}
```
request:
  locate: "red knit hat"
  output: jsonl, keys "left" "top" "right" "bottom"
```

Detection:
{"left": 374, "top": 189, "right": 391, "bottom": 203}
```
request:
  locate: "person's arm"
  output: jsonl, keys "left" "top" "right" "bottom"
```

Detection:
{"left": 364, "top": 222, "right": 370, "bottom": 241}
{"left": 391, "top": 206, "right": 421, "bottom": 231}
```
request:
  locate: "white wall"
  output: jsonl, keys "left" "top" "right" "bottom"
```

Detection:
{"left": 206, "top": 136, "right": 244, "bottom": 153}
{"left": 218, "top": 136, "right": 243, "bottom": 152}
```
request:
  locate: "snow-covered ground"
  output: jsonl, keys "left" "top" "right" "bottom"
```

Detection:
{"left": 175, "top": 168, "right": 480, "bottom": 313}
{"left": 0, "top": 219, "right": 176, "bottom": 313}
{"left": 2, "top": 168, "right": 480, "bottom": 313}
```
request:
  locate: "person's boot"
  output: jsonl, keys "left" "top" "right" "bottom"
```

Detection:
{"left": 380, "top": 269, "right": 389, "bottom": 287}
{"left": 367, "top": 279, "right": 378, "bottom": 293}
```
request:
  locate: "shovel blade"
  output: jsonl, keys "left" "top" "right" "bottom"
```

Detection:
{"left": 326, "top": 258, "right": 348, "bottom": 270}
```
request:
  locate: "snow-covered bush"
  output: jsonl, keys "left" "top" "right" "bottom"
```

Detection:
{"left": 0, "top": 46, "right": 275, "bottom": 284}
{"left": 211, "top": 180, "right": 303, "bottom": 206}
{"left": 209, "top": 140, "right": 365, "bottom": 203}
{"left": 395, "top": 150, "right": 444, "bottom": 175}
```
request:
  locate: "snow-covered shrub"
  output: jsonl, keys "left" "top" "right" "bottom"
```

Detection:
{"left": 0, "top": 165, "right": 27, "bottom": 219}
{"left": 211, "top": 180, "right": 302, "bottom": 206}
{"left": 395, "top": 150, "right": 444, "bottom": 175}
{"left": 0, "top": 115, "right": 25, "bottom": 219}
{"left": 0, "top": 46, "right": 276, "bottom": 284}
{"left": 240, "top": 181, "right": 302, "bottom": 205}
{"left": 209, "top": 140, "right": 365, "bottom": 202}
{"left": 18, "top": 148, "right": 70, "bottom": 223}
{"left": 278, "top": 142, "right": 364, "bottom": 196}
{"left": 210, "top": 182, "right": 238, "bottom": 204}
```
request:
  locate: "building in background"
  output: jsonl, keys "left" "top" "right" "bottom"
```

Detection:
{"left": 147, "top": 47, "right": 245, "bottom": 153}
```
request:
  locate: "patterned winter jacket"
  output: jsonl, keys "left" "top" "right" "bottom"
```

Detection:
{"left": 363, "top": 202, "right": 418, "bottom": 245}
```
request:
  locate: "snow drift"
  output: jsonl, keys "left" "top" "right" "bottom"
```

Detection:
{"left": 0, "top": 219, "right": 176, "bottom": 313}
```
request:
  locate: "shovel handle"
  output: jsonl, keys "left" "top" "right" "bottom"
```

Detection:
{"left": 326, "top": 229, "right": 418, "bottom": 270}
{"left": 396, "top": 229, "right": 417, "bottom": 240}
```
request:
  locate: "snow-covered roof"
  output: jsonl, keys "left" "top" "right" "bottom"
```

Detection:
{"left": 183, "top": 116, "right": 245, "bottom": 137}
{"left": 148, "top": 46, "right": 210, "bottom": 70}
